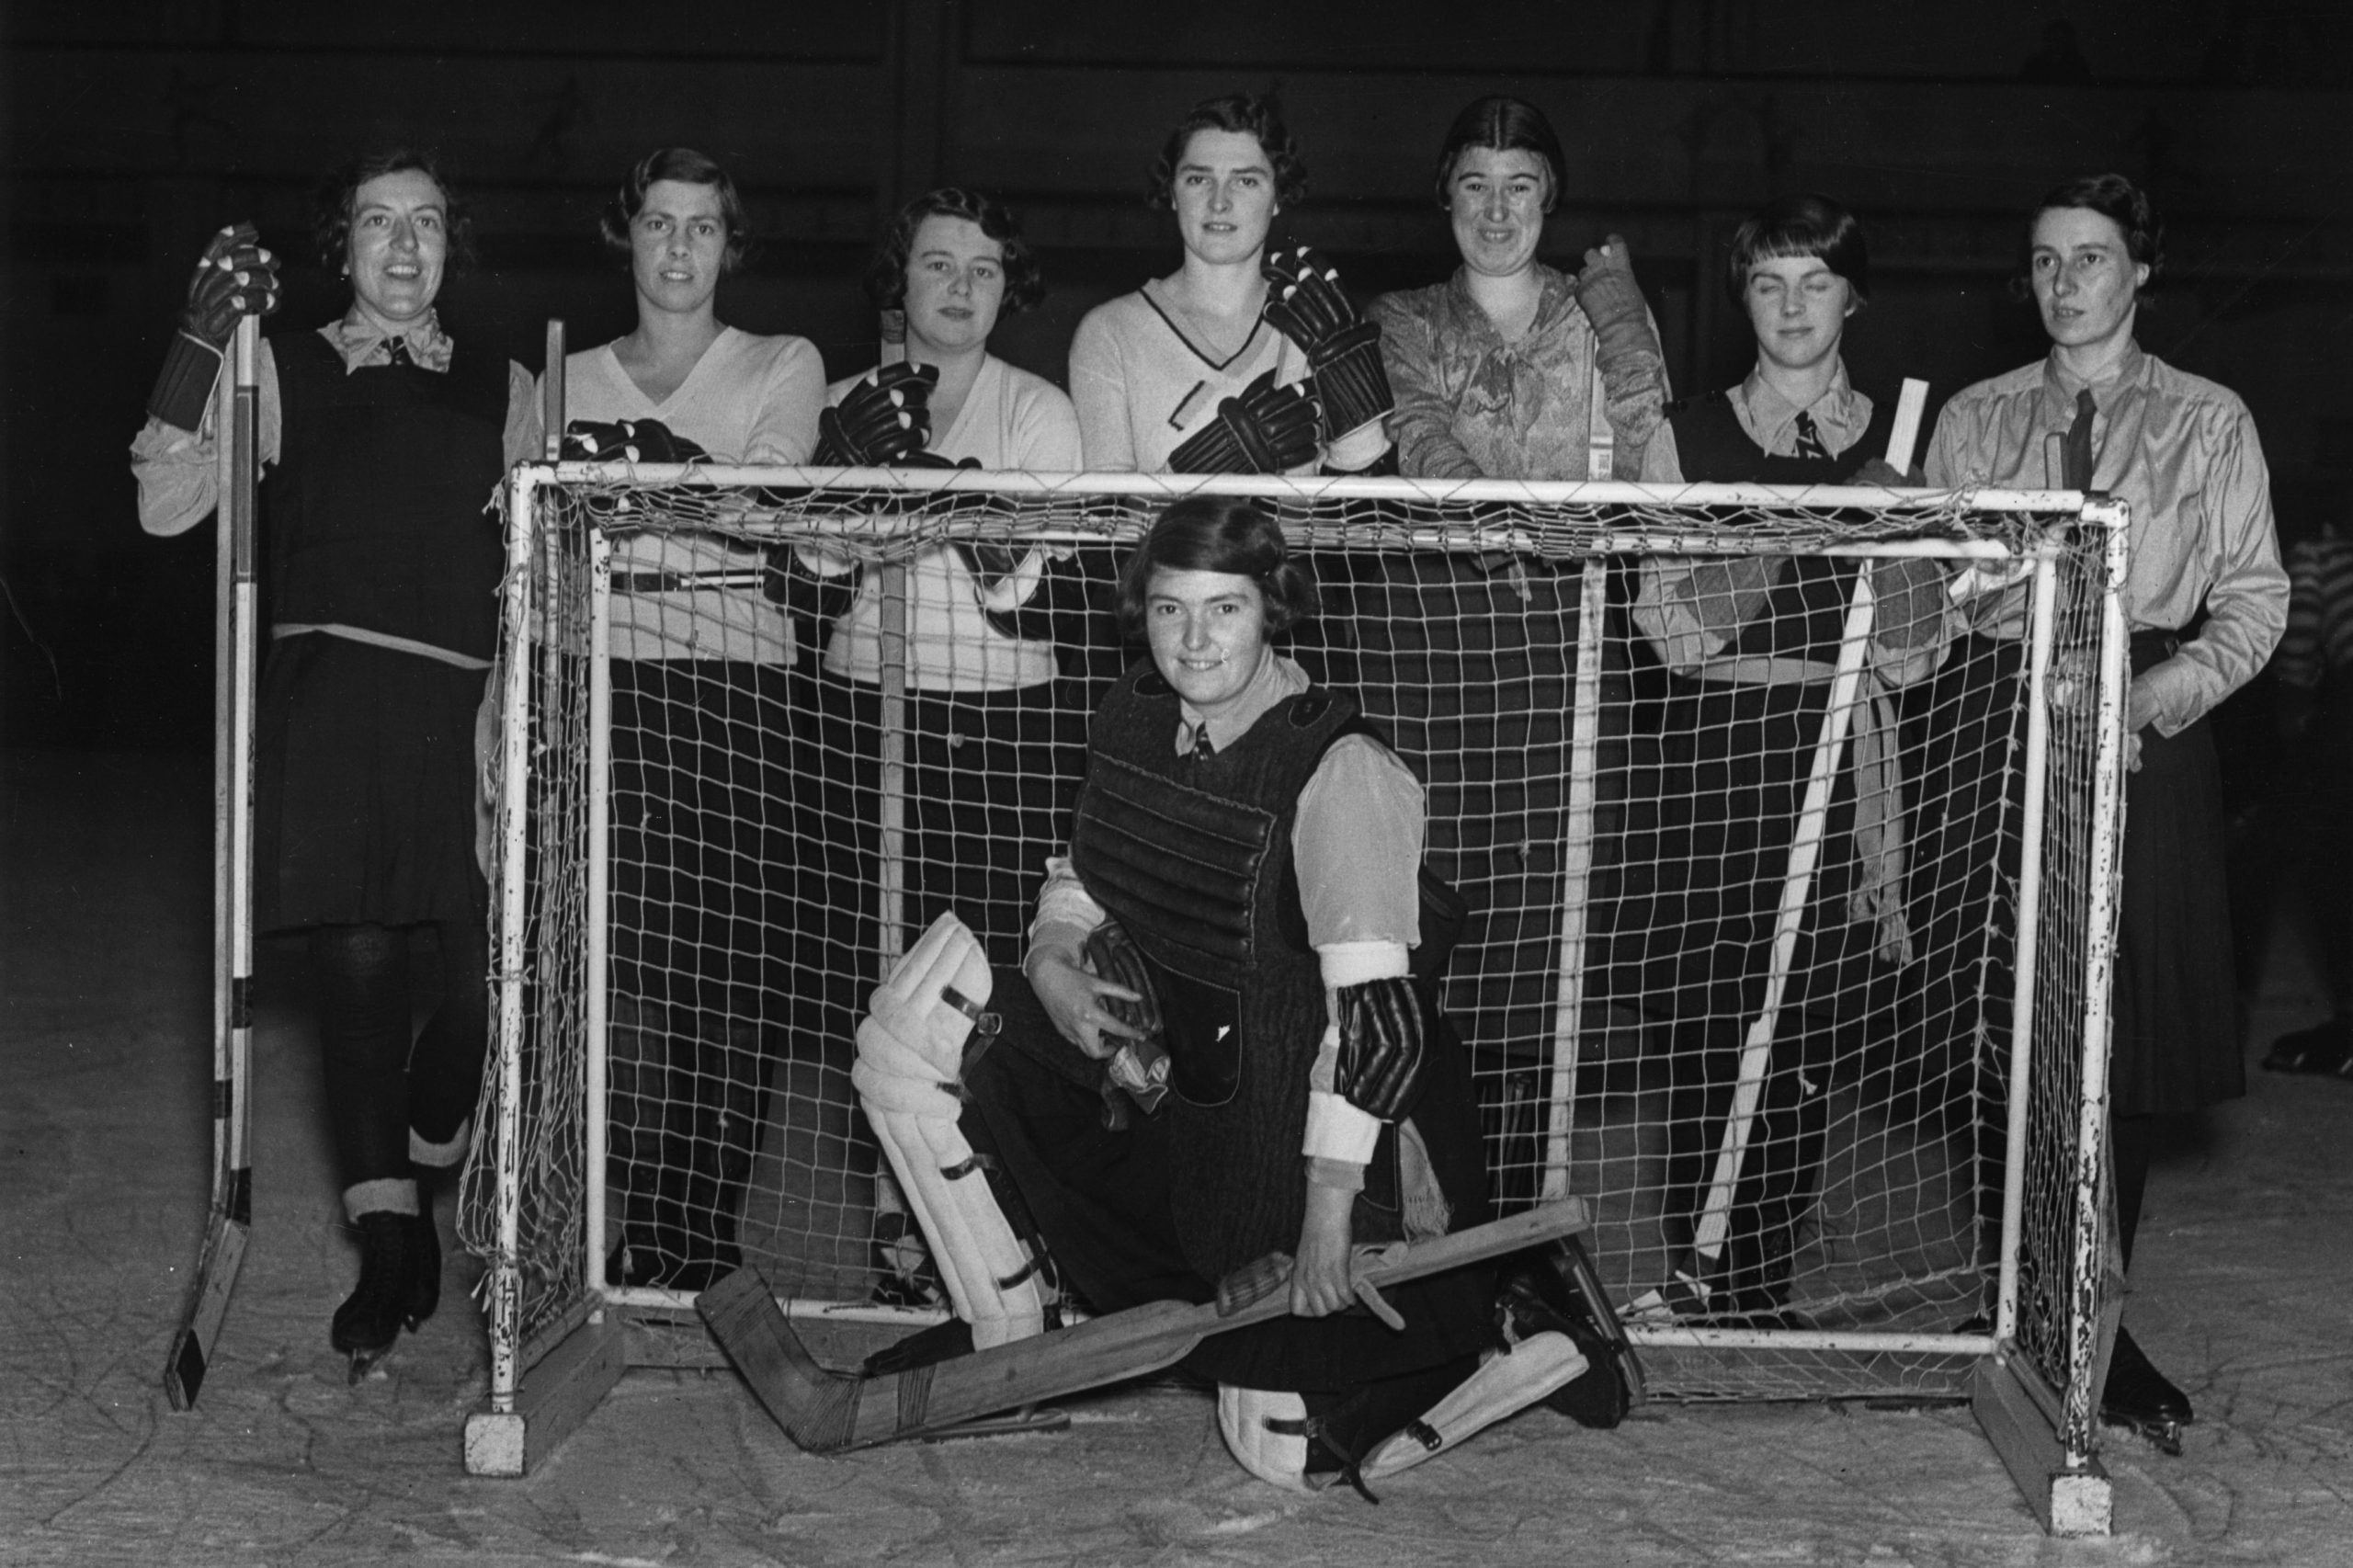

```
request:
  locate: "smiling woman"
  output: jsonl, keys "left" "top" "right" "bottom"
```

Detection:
{"left": 128, "top": 147, "right": 544, "bottom": 1379}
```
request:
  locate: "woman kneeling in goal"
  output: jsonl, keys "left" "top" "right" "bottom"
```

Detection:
{"left": 873, "top": 500, "right": 1635, "bottom": 1494}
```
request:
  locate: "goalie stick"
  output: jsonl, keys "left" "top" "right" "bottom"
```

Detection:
{"left": 699, "top": 1199, "right": 1591, "bottom": 1454}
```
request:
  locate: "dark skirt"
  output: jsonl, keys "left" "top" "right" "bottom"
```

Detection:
{"left": 253, "top": 631, "right": 488, "bottom": 933}
{"left": 2111, "top": 710, "right": 2242, "bottom": 1115}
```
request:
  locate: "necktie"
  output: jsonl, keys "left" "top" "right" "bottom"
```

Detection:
{"left": 384, "top": 336, "right": 413, "bottom": 368}
{"left": 1188, "top": 725, "right": 1214, "bottom": 765}
{"left": 1790, "top": 410, "right": 1830, "bottom": 461}
{"left": 2063, "top": 387, "right": 2097, "bottom": 490}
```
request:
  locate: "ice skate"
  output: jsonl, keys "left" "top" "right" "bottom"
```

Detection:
{"left": 2100, "top": 1325, "right": 2191, "bottom": 1456}
{"left": 332, "top": 1211, "right": 436, "bottom": 1382}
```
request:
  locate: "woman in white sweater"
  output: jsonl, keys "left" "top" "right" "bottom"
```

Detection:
{"left": 557, "top": 146, "right": 824, "bottom": 1290}
{"left": 1067, "top": 93, "right": 1390, "bottom": 477}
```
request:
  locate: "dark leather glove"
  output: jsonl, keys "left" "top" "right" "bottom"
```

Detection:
{"left": 814, "top": 361, "right": 938, "bottom": 466}
{"left": 1571, "top": 233, "right": 1661, "bottom": 377}
{"left": 1334, "top": 974, "right": 1425, "bottom": 1120}
{"left": 148, "top": 222, "right": 282, "bottom": 430}
{"left": 1085, "top": 922, "right": 1169, "bottom": 1123}
{"left": 1261, "top": 245, "right": 1392, "bottom": 440}
{"left": 1166, "top": 369, "right": 1321, "bottom": 474}
{"left": 561, "top": 417, "right": 708, "bottom": 464}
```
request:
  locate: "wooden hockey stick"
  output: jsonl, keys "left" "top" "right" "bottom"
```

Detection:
{"left": 165, "top": 313, "right": 262, "bottom": 1410}
{"left": 701, "top": 1199, "right": 1590, "bottom": 1454}
{"left": 1682, "top": 567, "right": 1879, "bottom": 1302}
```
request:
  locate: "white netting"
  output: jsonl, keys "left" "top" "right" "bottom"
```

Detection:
{"left": 460, "top": 467, "right": 2121, "bottom": 1449}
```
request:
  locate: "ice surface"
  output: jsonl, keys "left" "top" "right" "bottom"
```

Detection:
{"left": 5, "top": 748, "right": 2349, "bottom": 1567}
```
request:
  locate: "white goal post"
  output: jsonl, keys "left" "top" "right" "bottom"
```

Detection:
{"left": 458, "top": 462, "right": 2129, "bottom": 1535}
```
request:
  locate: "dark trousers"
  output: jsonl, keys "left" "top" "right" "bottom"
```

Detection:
{"left": 961, "top": 974, "right": 1499, "bottom": 1393}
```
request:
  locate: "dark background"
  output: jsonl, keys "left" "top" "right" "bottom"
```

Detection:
{"left": 4, "top": 0, "right": 2348, "bottom": 752}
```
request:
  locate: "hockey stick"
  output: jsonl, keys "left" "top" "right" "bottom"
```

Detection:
{"left": 700, "top": 1199, "right": 1591, "bottom": 1454}
{"left": 165, "top": 313, "right": 262, "bottom": 1410}
{"left": 1680, "top": 566, "right": 1880, "bottom": 1307}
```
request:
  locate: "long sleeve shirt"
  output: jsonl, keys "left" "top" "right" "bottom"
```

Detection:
{"left": 561, "top": 328, "right": 825, "bottom": 664}
{"left": 1371, "top": 264, "right": 1668, "bottom": 481}
{"left": 129, "top": 310, "right": 541, "bottom": 539}
{"left": 807, "top": 354, "right": 1082, "bottom": 691}
{"left": 1926, "top": 340, "right": 2288, "bottom": 736}
{"left": 1066, "top": 281, "right": 1387, "bottom": 474}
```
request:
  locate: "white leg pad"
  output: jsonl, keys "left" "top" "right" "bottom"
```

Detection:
{"left": 1360, "top": 1333, "right": 1588, "bottom": 1482}
{"left": 852, "top": 912, "right": 1046, "bottom": 1352}
{"left": 1218, "top": 1385, "right": 1314, "bottom": 1493}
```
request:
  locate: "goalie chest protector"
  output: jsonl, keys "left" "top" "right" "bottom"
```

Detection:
{"left": 264, "top": 331, "right": 511, "bottom": 661}
{"left": 1069, "top": 663, "right": 1355, "bottom": 1276}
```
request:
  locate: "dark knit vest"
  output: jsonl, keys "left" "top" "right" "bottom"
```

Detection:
{"left": 264, "top": 330, "right": 511, "bottom": 660}
{"left": 1666, "top": 387, "right": 1897, "bottom": 665}
{"left": 1071, "top": 663, "right": 1358, "bottom": 1278}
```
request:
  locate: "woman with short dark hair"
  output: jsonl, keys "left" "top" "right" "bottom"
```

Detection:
{"left": 131, "top": 148, "right": 542, "bottom": 1376}
{"left": 1925, "top": 172, "right": 2287, "bottom": 1448}
{"left": 779, "top": 187, "right": 1090, "bottom": 1304}
{"left": 557, "top": 145, "right": 825, "bottom": 1292}
{"left": 1361, "top": 97, "right": 1670, "bottom": 1137}
{"left": 1068, "top": 94, "right": 1392, "bottom": 475}
{"left": 880, "top": 496, "right": 1633, "bottom": 1494}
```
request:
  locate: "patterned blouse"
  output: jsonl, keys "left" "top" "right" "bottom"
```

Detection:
{"left": 1371, "top": 264, "right": 1667, "bottom": 481}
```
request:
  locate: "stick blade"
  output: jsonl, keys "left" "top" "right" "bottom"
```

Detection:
{"left": 698, "top": 1267, "right": 862, "bottom": 1453}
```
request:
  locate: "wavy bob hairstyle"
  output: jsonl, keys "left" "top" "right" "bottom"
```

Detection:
{"left": 599, "top": 146, "right": 753, "bottom": 275}
{"left": 1114, "top": 496, "right": 1317, "bottom": 641}
{"left": 2013, "top": 171, "right": 2165, "bottom": 300}
{"left": 1146, "top": 93, "right": 1309, "bottom": 211}
{"left": 864, "top": 187, "right": 1046, "bottom": 316}
{"left": 314, "top": 147, "right": 476, "bottom": 275}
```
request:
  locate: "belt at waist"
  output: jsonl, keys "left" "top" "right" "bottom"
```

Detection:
{"left": 2129, "top": 628, "right": 2182, "bottom": 676}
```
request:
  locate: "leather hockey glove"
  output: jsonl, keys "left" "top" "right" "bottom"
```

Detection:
{"left": 1166, "top": 368, "right": 1321, "bottom": 474}
{"left": 148, "top": 222, "right": 282, "bottom": 431}
{"left": 561, "top": 417, "right": 708, "bottom": 464}
{"left": 1261, "top": 245, "right": 1393, "bottom": 442}
{"left": 1083, "top": 922, "right": 1170, "bottom": 1122}
{"left": 1334, "top": 974, "right": 1425, "bottom": 1120}
{"left": 1571, "top": 233, "right": 1664, "bottom": 384}
{"left": 815, "top": 360, "right": 938, "bottom": 466}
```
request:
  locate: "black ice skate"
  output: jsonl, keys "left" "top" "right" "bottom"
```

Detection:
{"left": 332, "top": 1211, "right": 438, "bottom": 1382}
{"left": 2099, "top": 1325, "right": 2191, "bottom": 1456}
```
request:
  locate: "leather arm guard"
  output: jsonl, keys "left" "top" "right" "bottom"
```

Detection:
{"left": 815, "top": 361, "right": 937, "bottom": 466}
{"left": 851, "top": 911, "right": 1048, "bottom": 1351}
{"left": 148, "top": 222, "right": 281, "bottom": 431}
{"left": 1261, "top": 246, "right": 1393, "bottom": 441}
{"left": 1082, "top": 921, "right": 1171, "bottom": 1124}
{"left": 1167, "top": 368, "right": 1321, "bottom": 474}
{"left": 1334, "top": 975, "right": 1425, "bottom": 1121}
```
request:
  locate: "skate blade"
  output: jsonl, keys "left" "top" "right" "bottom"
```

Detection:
{"left": 2102, "top": 1411, "right": 2184, "bottom": 1457}
{"left": 912, "top": 1405, "right": 1071, "bottom": 1444}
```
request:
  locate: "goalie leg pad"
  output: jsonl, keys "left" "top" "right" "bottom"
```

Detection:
{"left": 854, "top": 912, "right": 1045, "bottom": 1352}
{"left": 1217, "top": 1385, "right": 1315, "bottom": 1494}
{"left": 1358, "top": 1334, "right": 1588, "bottom": 1483}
